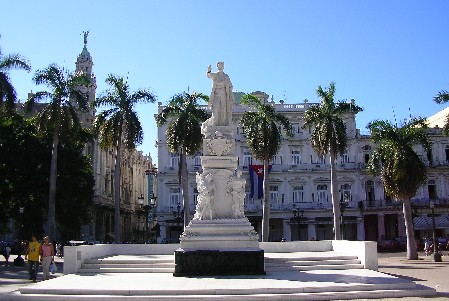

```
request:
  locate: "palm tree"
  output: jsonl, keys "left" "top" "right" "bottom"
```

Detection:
{"left": 25, "top": 64, "right": 90, "bottom": 240}
{"left": 155, "top": 92, "right": 210, "bottom": 229}
{"left": 433, "top": 87, "right": 449, "bottom": 135}
{"left": 94, "top": 74, "right": 156, "bottom": 243}
{"left": 240, "top": 94, "right": 293, "bottom": 242}
{"left": 367, "top": 118, "right": 430, "bottom": 260}
{"left": 303, "top": 82, "right": 362, "bottom": 240}
{"left": 0, "top": 44, "right": 31, "bottom": 113}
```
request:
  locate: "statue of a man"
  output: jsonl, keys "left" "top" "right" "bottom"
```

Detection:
{"left": 83, "top": 31, "right": 89, "bottom": 46}
{"left": 206, "top": 62, "right": 234, "bottom": 126}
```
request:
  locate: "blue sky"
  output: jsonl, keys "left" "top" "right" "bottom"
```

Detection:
{"left": 2, "top": 1, "right": 449, "bottom": 163}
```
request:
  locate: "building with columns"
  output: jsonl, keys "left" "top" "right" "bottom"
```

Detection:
{"left": 156, "top": 92, "right": 449, "bottom": 243}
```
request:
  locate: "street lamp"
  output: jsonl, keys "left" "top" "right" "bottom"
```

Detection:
{"left": 14, "top": 207, "right": 25, "bottom": 266}
{"left": 137, "top": 194, "right": 145, "bottom": 243}
{"left": 340, "top": 201, "right": 347, "bottom": 240}
{"left": 173, "top": 203, "right": 183, "bottom": 242}
{"left": 429, "top": 201, "right": 442, "bottom": 262}
{"left": 292, "top": 207, "right": 304, "bottom": 241}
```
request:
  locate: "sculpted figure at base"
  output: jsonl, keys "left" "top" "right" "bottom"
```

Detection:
{"left": 227, "top": 177, "right": 246, "bottom": 218}
{"left": 193, "top": 173, "right": 215, "bottom": 220}
{"left": 206, "top": 62, "right": 234, "bottom": 126}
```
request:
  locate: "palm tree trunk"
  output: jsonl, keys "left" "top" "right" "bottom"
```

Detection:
{"left": 47, "top": 128, "right": 59, "bottom": 240}
{"left": 113, "top": 138, "right": 122, "bottom": 244}
{"left": 403, "top": 199, "right": 418, "bottom": 260}
{"left": 261, "top": 159, "right": 270, "bottom": 242}
{"left": 329, "top": 150, "right": 341, "bottom": 240}
{"left": 180, "top": 146, "right": 189, "bottom": 229}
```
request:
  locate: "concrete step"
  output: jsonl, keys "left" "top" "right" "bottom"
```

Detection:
{"left": 79, "top": 267, "right": 174, "bottom": 273}
{"left": 265, "top": 254, "right": 359, "bottom": 261}
{"left": 265, "top": 259, "right": 361, "bottom": 266}
{"left": 84, "top": 258, "right": 173, "bottom": 264}
{"left": 82, "top": 263, "right": 174, "bottom": 268}
{"left": 12, "top": 274, "right": 436, "bottom": 301}
{"left": 7, "top": 288, "right": 436, "bottom": 301}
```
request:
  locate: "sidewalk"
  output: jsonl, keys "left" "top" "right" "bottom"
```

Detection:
{"left": 0, "top": 255, "right": 64, "bottom": 296}
{"left": 346, "top": 251, "right": 449, "bottom": 301}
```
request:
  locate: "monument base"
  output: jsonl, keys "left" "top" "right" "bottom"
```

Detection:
{"left": 173, "top": 248, "right": 265, "bottom": 276}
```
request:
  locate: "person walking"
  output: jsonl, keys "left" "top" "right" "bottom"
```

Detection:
{"left": 40, "top": 236, "right": 54, "bottom": 280}
{"left": 3, "top": 243, "right": 11, "bottom": 266}
{"left": 25, "top": 234, "right": 41, "bottom": 282}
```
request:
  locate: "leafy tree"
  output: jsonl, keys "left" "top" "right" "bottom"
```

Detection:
{"left": 94, "top": 74, "right": 156, "bottom": 243}
{"left": 0, "top": 43, "right": 31, "bottom": 113}
{"left": 433, "top": 86, "right": 449, "bottom": 135}
{"left": 0, "top": 112, "right": 93, "bottom": 240}
{"left": 155, "top": 92, "right": 210, "bottom": 228}
{"left": 0, "top": 112, "right": 48, "bottom": 236}
{"left": 367, "top": 118, "right": 430, "bottom": 260}
{"left": 240, "top": 94, "right": 293, "bottom": 242}
{"left": 303, "top": 82, "right": 362, "bottom": 240}
{"left": 25, "top": 64, "right": 90, "bottom": 240}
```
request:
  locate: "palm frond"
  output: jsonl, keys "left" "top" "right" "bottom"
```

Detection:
{"left": 0, "top": 53, "right": 31, "bottom": 71}
{"left": 433, "top": 90, "right": 449, "bottom": 104}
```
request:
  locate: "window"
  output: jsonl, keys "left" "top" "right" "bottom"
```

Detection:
{"left": 193, "top": 188, "right": 199, "bottom": 206}
{"left": 340, "top": 184, "right": 352, "bottom": 202}
{"left": 293, "top": 185, "right": 304, "bottom": 203}
{"left": 445, "top": 146, "right": 449, "bottom": 163}
{"left": 245, "top": 186, "right": 253, "bottom": 205}
{"left": 243, "top": 151, "right": 253, "bottom": 166}
{"left": 170, "top": 153, "right": 179, "bottom": 168}
{"left": 317, "top": 185, "right": 328, "bottom": 203}
{"left": 365, "top": 180, "right": 374, "bottom": 201}
{"left": 364, "top": 153, "right": 370, "bottom": 164}
{"left": 169, "top": 188, "right": 181, "bottom": 208}
{"left": 291, "top": 150, "right": 301, "bottom": 165}
{"left": 193, "top": 152, "right": 202, "bottom": 166}
{"left": 340, "top": 153, "right": 349, "bottom": 164}
{"left": 428, "top": 180, "right": 437, "bottom": 200}
{"left": 292, "top": 123, "right": 300, "bottom": 134}
{"left": 270, "top": 186, "right": 280, "bottom": 204}
{"left": 271, "top": 155, "right": 282, "bottom": 165}
{"left": 427, "top": 148, "right": 432, "bottom": 165}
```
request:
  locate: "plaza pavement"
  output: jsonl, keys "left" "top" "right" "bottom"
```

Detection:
{"left": 0, "top": 252, "right": 448, "bottom": 300}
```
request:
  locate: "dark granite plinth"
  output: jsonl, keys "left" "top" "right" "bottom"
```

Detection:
{"left": 173, "top": 249, "right": 265, "bottom": 276}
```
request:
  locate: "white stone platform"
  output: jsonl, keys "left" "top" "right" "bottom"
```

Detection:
{"left": 2, "top": 251, "right": 436, "bottom": 301}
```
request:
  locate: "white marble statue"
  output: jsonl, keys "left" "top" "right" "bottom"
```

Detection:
{"left": 194, "top": 173, "right": 215, "bottom": 220}
{"left": 206, "top": 62, "right": 234, "bottom": 126}
{"left": 227, "top": 177, "right": 246, "bottom": 218}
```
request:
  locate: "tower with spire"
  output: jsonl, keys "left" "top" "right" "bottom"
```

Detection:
{"left": 74, "top": 30, "right": 97, "bottom": 128}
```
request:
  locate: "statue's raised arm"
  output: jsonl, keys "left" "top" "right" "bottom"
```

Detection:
{"left": 206, "top": 62, "right": 234, "bottom": 126}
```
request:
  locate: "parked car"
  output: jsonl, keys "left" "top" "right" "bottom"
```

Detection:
{"left": 377, "top": 239, "right": 401, "bottom": 252}
{"left": 393, "top": 237, "right": 407, "bottom": 251}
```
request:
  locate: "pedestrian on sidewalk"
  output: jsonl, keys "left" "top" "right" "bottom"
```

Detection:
{"left": 3, "top": 243, "right": 11, "bottom": 266}
{"left": 25, "top": 234, "right": 41, "bottom": 283}
{"left": 40, "top": 236, "right": 54, "bottom": 280}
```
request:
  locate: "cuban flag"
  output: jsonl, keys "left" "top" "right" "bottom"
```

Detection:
{"left": 249, "top": 164, "right": 272, "bottom": 199}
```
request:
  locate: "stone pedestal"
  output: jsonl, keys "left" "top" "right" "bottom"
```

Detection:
{"left": 174, "top": 108, "right": 264, "bottom": 276}
{"left": 174, "top": 249, "right": 265, "bottom": 276}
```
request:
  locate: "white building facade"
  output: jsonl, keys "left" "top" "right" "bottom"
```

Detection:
{"left": 156, "top": 92, "right": 449, "bottom": 243}
{"left": 72, "top": 37, "right": 154, "bottom": 243}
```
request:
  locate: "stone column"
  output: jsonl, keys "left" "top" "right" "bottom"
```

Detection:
{"left": 378, "top": 213, "right": 385, "bottom": 240}
{"left": 282, "top": 219, "right": 291, "bottom": 241}
{"left": 308, "top": 223, "right": 317, "bottom": 241}
{"left": 357, "top": 217, "right": 365, "bottom": 240}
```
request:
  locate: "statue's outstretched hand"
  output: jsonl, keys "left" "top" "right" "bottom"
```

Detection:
{"left": 207, "top": 65, "right": 212, "bottom": 73}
